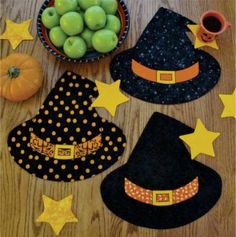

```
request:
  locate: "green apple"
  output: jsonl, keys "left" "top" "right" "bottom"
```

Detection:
{"left": 49, "top": 26, "right": 67, "bottom": 47}
{"left": 101, "top": 0, "right": 118, "bottom": 14}
{"left": 55, "top": 0, "right": 78, "bottom": 15}
{"left": 105, "top": 15, "right": 121, "bottom": 34}
{"left": 41, "top": 7, "right": 60, "bottom": 29}
{"left": 60, "top": 12, "right": 84, "bottom": 36}
{"left": 92, "top": 29, "right": 118, "bottom": 53}
{"left": 78, "top": 0, "right": 101, "bottom": 10}
{"left": 63, "top": 36, "right": 87, "bottom": 58}
{"left": 81, "top": 28, "right": 94, "bottom": 48}
{"left": 84, "top": 6, "right": 106, "bottom": 30}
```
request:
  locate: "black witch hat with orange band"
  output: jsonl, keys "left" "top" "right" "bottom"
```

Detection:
{"left": 8, "top": 71, "right": 126, "bottom": 182}
{"left": 101, "top": 112, "right": 222, "bottom": 228}
{"left": 110, "top": 8, "right": 221, "bottom": 104}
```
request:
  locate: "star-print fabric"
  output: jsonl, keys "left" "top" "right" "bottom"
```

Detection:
{"left": 110, "top": 7, "right": 221, "bottom": 104}
{"left": 8, "top": 71, "right": 126, "bottom": 182}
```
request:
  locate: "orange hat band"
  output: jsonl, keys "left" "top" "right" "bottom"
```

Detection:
{"left": 124, "top": 177, "right": 199, "bottom": 206}
{"left": 131, "top": 59, "right": 199, "bottom": 84}
{"left": 30, "top": 132, "right": 102, "bottom": 160}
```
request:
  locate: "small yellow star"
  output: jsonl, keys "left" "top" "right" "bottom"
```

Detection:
{"left": 36, "top": 195, "right": 78, "bottom": 236}
{"left": 179, "top": 119, "right": 220, "bottom": 159}
{"left": 91, "top": 80, "right": 129, "bottom": 117}
{"left": 187, "top": 24, "right": 219, "bottom": 49}
{"left": 0, "top": 18, "right": 33, "bottom": 49}
{"left": 219, "top": 89, "right": 236, "bottom": 118}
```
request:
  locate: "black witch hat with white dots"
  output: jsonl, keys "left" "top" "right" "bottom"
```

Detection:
{"left": 8, "top": 71, "right": 126, "bottom": 182}
{"left": 110, "top": 7, "right": 221, "bottom": 104}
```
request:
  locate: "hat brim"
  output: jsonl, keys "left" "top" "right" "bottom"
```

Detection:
{"left": 100, "top": 161, "right": 222, "bottom": 229}
{"left": 110, "top": 48, "right": 221, "bottom": 104}
{"left": 8, "top": 119, "right": 126, "bottom": 182}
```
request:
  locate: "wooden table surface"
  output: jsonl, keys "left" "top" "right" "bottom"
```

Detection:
{"left": 0, "top": 0, "right": 235, "bottom": 236}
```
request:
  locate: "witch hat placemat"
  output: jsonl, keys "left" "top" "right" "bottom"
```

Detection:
{"left": 101, "top": 112, "right": 222, "bottom": 229}
{"left": 110, "top": 8, "right": 221, "bottom": 104}
{"left": 8, "top": 71, "right": 126, "bottom": 182}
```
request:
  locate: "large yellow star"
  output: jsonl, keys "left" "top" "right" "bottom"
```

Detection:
{"left": 36, "top": 195, "right": 78, "bottom": 236}
{"left": 187, "top": 24, "right": 219, "bottom": 49}
{"left": 219, "top": 89, "right": 236, "bottom": 118}
{"left": 0, "top": 19, "right": 33, "bottom": 49}
{"left": 91, "top": 80, "right": 129, "bottom": 117}
{"left": 179, "top": 119, "right": 220, "bottom": 159}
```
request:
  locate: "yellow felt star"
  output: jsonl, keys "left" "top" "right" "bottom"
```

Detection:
{"left": 0, "top": 18, "right": 33, "bottom": 49}
{"left": 219, "top": 89, "right": 236, "bottom": 118}
{"left": 179, "top": 119, "right": 220, "bottom": 159}
{"left": 91, "top": 80, "right": 129, "bottom": 116}
{"left": 36, "top": 195, "right": 78, "bottom": 236}
{"left": 187, "top": 24, "right": 219, "bottom": 49}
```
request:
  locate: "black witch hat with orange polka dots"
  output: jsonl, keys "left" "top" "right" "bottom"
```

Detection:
{"left": 8, "top": 71, "right": 126, "bottom": 182}
{"left": 101, "top": 112, "right": 221, "bottom": 228}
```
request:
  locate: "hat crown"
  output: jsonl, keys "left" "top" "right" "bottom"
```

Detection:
{"left": 30, "top": 72, "right": 104, "bottom": 145}
{"left": 125, "top": 113, "right": 197, "bottom": 189}
{"left": 134, "top": 8, "right": 197, "bottom": 70}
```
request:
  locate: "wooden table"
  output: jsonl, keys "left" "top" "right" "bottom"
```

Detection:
{"left": 0, "top": 0, "right": 235, "bottom": 236}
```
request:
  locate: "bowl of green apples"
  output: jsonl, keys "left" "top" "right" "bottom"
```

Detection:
{"left": 37, "top": 0, "right": 130, "bottom": 63}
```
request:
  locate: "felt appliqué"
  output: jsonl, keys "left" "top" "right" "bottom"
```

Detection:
{"left": 110, "top": 7, "right": 221, "bottom": 104}
{"left": 0, "top": 19, "right": 33, "bottom": 49}
{"left": 219, "top": 89, "right": 236, "bottom": 118}
{"left": 91, "top": 80, "right": 129, "bottom": 117}
{"left": 179, "top": 119, "right": 220, "bottom": 159}
{"left": 187, "top": 24, "right": 219, "bottom": 49}
{"left": 100, "top": 112, "right": 222, "bottom": 229}
{"left": 36, "top": 195, "right": 78, "bottom": 235}
{"left": 8, "top": 71, "right": 127, "bottom": 182}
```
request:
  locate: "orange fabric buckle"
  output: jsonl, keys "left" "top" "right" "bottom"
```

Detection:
{"left": 152, "top": 190, "right": 173, "bottom": 206}
{"left": 156, "top": 70, "right": 176, "bottom": 84}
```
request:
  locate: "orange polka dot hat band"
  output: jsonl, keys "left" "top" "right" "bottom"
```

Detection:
{"left": 8, "top": 71, "right": 126, "bottom": 182}
{"left": 125, "top": 177, "right": 199, "bottom": 206}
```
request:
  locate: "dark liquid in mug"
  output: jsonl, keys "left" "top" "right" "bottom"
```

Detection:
{"left": 203, "top": 16, "right": 222, "bottom": 32}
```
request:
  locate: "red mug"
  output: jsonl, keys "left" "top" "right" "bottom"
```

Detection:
{"left": 197, "top": 10, "right": 231, "bottom": 42}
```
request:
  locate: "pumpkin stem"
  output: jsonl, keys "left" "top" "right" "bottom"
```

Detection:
{"left": 8, "top": 66, "right": 20, "bottom": 79}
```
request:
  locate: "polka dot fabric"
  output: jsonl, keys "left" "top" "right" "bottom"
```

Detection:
{"left": 8, "top": 71, "right": 126, "bottom": 182}
{"left": 110, "top": 7, "right": 221, "bottom": 104}
{"left": 124, "top": 177, "right": 199, "bottom": 205}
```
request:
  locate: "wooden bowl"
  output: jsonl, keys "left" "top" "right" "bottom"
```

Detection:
{"left": 37, "top": 0, "right": 130, "bottom": 63}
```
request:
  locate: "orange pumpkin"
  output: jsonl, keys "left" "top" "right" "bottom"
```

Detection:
{"left": 0, "top": 53, "right": 43, "bottom": 102}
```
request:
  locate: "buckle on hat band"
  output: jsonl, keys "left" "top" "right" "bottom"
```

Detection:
{"left": 54, "top": 144, "right": 75, "bottom": 160}
{"left": 152, "top": 190, "right": 173, "bottom": 206}
{"left": 156, "top": 70, "right": 176, "bottom": 84}
{"left": 131, "top": 59, "right": 199, "bottom": 84}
